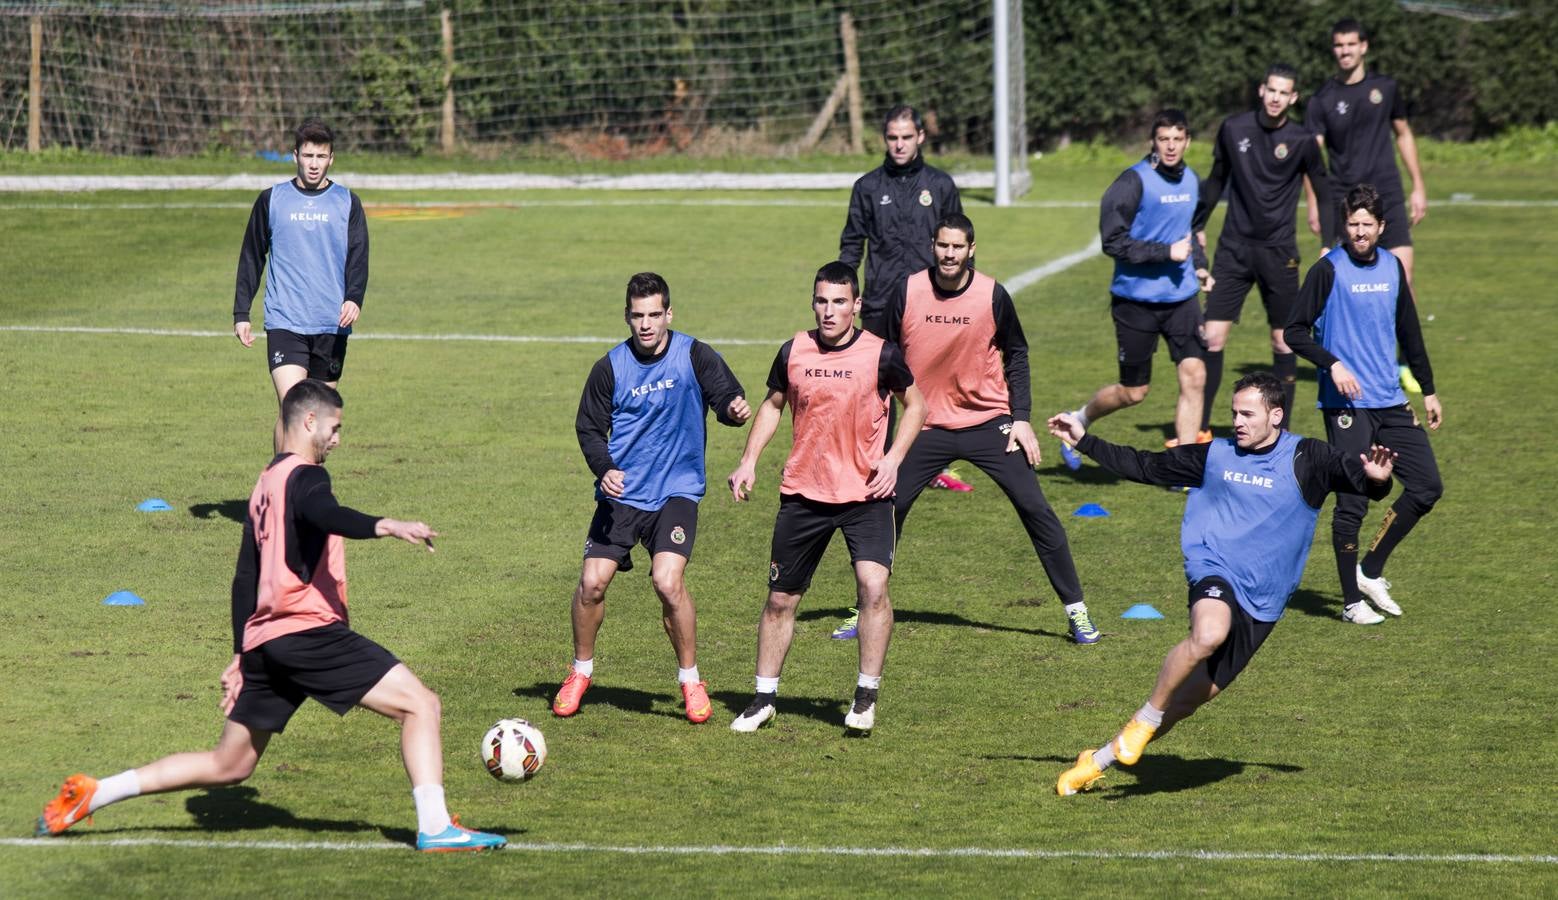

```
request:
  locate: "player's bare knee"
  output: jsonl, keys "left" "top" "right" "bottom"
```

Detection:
{"left": 1122, "top": 384, "right": 1150, "bottom": 405}
{"left": 762, "top": 591, "right": 801, "bottom": 618}
{"left": 651, "top": 572, "right": 685, "bottom": 603}
{"left": 575, "top": 577, "right": 608, "bottom": 606}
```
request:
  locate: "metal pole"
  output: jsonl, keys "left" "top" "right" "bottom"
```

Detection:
{"left": 992, "top": 0, "right": 1011, "bottom": 207}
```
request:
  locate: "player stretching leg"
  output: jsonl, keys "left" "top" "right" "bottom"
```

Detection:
{"left": 728, "top": 262, "right": 926, "bottom": 733}
{"left": 1049, "top": 373, "right": 1394, "bottom": 794}
{"left": 38, "top": 381, "right": 505, "bottom": 851}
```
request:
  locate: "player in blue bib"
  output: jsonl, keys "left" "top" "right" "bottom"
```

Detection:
{"left": 1046, "top": 372, "right": 1396, "bottom": 795}
{"left": 554, "top": 273, "right": 751, "bottom": 724}
{"left": 233, "top": 120, "right": 369, "bottom": 452}
{"left": 1060, "top": 110, "right": 1216, "bottom": 469}
{"left": 1285, "top": 184, "right": 1444, "bottom": 625}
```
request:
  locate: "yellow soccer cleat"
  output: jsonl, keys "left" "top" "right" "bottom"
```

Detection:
{"left": 1113, "top": 717, "right": 1157, "bottom": 766}
{"left": 1056, "top": 750, "right": 1104, "bottom": 796}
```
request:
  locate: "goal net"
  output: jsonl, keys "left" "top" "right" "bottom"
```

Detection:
{"left": 0, "top": 0, "right": 1026, "bottom": 195}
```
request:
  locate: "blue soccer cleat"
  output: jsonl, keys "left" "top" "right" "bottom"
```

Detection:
{"left": 831, "top": 607, "right": 859, "bottom": 640}
{"left": 1059, "top": 441, "right": 1083, "bottom": 471}
{"left": 417, "top": 816, "right": 507, "bottom": 853}
{"left": 1066, "top": 606, "right": 1102, "bottom": 644}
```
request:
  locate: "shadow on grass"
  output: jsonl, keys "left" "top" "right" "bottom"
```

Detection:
{"left": 1284, "top": 588, "right": 1344, "bottom": 622}
{"left": 795, "top": 607, "right": 1071, "bottom": 641}
{"left": 511, "top": 681, "right": 683, "bottom": 721}
{"left": 996, "top": 753, "right": 1302, "bottom": 796}
{"left": 709, "top": 689, "right": 845, "bottom": 728}
{"left": 189, "top": 499, "right": 248, "bottom": 523}
{"left": 80, "top": 786, "right": 527, "bottom": 846}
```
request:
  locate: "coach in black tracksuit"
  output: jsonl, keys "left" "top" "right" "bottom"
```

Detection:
{"left": 1193, "top": 63, "right": 1329, "bottom": 429}
{"left": 839, "top": 104, "right": 963, "bottom": 338}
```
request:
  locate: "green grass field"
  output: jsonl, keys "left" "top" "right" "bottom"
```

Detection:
{"left": 1, "top": 148, "right": 1555, "bottom": 896}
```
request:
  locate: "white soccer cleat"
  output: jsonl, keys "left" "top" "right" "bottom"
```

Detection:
{"left": 844, "top": 687, "right": 877, "bottom": 732}
{"left": 1343, "top": 601, "right": 1385, "bottom": 625}
{"left": 1355, "top": 566, "right": 1402, "bottom": 616}
{"left": 730, "top": 696, "right": 776, "bottom": 733}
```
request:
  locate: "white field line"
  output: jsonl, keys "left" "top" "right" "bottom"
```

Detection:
{"left": 0, "top": 836, "right": 1553, "bottom": 864}
{"left": 0, "top": 240, "right": 1101, "bottom": 347}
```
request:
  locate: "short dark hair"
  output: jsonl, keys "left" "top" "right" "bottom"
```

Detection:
{"left": 281, "top": 379, "right": 343, "bottom": 429}
{"left": 625, "top": 272, "right": 670, "bottom": 310}
{"left": 294, "top": 119, "right": 334, "bottom": 152}
{"left": 1151, "top": 109, "right": 1190, "bottom": 136}
{"left": 1265, "top": 62, "right": 1299, "bottom": 84}
{"left": 1344, "top": 183, "right": 1386, "bottom": 223}
{"left": 813, "top": 261, "right": 859, "bottom": 298}
{"left": 1232, "top": 371, "right": 1285, "bottom": 412}
{"left": 1332, "top": 17, "right": 1368, "bottom": 41}
{"left": 882, "top": 104, "right": 924, "bottom": 134}
{"left": 935, "top": 212, "right": 975, "bottom": 244}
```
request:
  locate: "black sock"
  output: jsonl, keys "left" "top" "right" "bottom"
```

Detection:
{"left": 1334, "top": 531, "right": 1361, "bottom": 604}
{"left": 1201, "top": 349, "right": 1224, "bottom": 432}
{"left": 1362, "top": 502, "right": 1422, "bottom": 577}
{"left": 1273, "top": 352, "right": 1297, "bottom": 429}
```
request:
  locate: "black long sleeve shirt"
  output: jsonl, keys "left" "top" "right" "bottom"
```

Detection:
{"left": 1283, "top": 251, "right": 1435, "bottom": 395}
{"left": 575, "top": 337, "right": 747, "bottom": 478}
{"left": 230, "top": 458, "right": 381, "bottom": 653}
{"left": 881, "top": 272, "right": 1034, "bottom": 421}
{"left": 1100, "top": 159, "right": 1209, "bottom": 271}
{"left": 839, "top": 154, "right": 963, "bottom": 315}
{"left": 1193, "top": 111, "right": 1329, "bottom": 245}
{"left": 1075, "top": 432, "right": 1393, "bottom": 507}
{"left": 233, "top": 182, "right": 370, "bottom": 324}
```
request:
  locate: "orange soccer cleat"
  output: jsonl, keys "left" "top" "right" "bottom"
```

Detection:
{"left": 681, "top": 680, "right": 713, "bottom": 723}
{"left": 37, "top": 774, "right": 98, "bottom": 836}
{"left": 552, "top": 670, "right": 592, "bottom": 717}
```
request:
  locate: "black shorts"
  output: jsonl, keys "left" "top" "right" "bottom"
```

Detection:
{"left": 1204, "top": 239, "right": 1301, "bottom": 328}
{"left": 267, "top": 329, "right": 348, "bottom": 382}
{"left": 228, "top": 623, "right": 400, "bottom": 733}
{"left": 1111, "top": 295, "right": 1205, "bottom": 388}
{"left": 1323, "top": 183, "right": 1413, "bottom": 250}
{"left": 1189, "top": 577, "right": 1276, "bottom": 691}
{"left": 584, "top": 496, "right": 698, "bottom": 573}
{"left": 767, "top": 495, "right": 895, "bottom": 594}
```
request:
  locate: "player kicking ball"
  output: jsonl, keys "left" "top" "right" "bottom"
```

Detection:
{"left": 727, "top": 262, "right": 925, "bottom": 733}
{"left": 1047, "top": 372, "right": 1395, "bottom": 795}
{"left": 38, "top": 380, "right": 504, "bottom": 852}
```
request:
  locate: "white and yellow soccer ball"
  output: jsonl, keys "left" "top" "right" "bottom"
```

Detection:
{"left": 481, "top": 718, "right": 547, "bottom": 782}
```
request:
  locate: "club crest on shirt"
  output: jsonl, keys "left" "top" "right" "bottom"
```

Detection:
{"left": 1369, "top": 88, "right": 1384, "bottom": 105}
{"left": 879, "top": 193, "right": 893, "bottom": 206}
{"left": 918, "top": 189, "right": 933, "bottom": 207}
{"left": 1237, "top": 137, "right": 1251, "bottom": 154}
{"left": 1274, "top": 142, "right": 1289, "bottom": 160}
{"left": 1337, "top": 413, "right": 1354, "bottom": 429}
{"left": 1336, "top": 100, "right": 1350, "bottom": 116}
{"left": 670, "top": 525, "right": 687, "bottom": 545}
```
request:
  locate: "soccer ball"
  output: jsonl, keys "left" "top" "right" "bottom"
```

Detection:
{"left": 481, "top": 718, "right": 547, "bottom": 782}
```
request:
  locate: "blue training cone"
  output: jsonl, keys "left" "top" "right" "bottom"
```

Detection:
{"left": 1120, "top": 604, "right": 1164, "bottom": 619}
{"left": 1073, "top": 503, "right": 1110, "bottom": 517}
{"left": 137, "top": 498, "right": 172, "bottom": 512}
{"left": 103, "top": 591, "right": 146, "bottom": 606}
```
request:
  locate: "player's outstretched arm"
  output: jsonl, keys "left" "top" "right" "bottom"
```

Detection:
{"left": 729, "top": 390, "right": 786, "bottom": 502}
{"left": 375, "top": 517, "right": 438, "bottom": 552}
{"left": 867, "top": 383, "right": 927, "bottom": 499}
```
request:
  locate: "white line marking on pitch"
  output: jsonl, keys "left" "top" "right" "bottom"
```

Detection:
{"left": 0, "top": 837, "right": 1552, "bottom": 864}
{"left": 0, "top": 241, "right": 1098, "bottom": 347}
